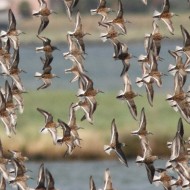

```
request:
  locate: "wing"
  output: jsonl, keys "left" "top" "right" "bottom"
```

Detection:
{"left": 36, "top": 163, "right": 46, "bottom": 189}
{"left": 8, "top": 9, "right": 16, "bottom": 31}
{"left": 68, "top": 103, "right": 76, "bottom": 126}
{"left": 145, "top": 163, "right": 155, "bottom": 184}
{"left": 115, "top": 147, "right": 128, "bottom": 167}
{"left": 0, "top": 139, "right": 4, "bottom": 158}
{"left": 162, "top": 0, "right": 170, "bottom": 13}
{"left": 161, "top": 18, "right": 174, "bottom": 35}
{"left": 116, "top": 0, "right": 123, "bottom": 19}
{"left": 58, "top": 119, "right": 71, "bottom": 137}
{"left": 37, "top": 108, "right": 53, "bottom": 123}
{"left": 63, "top": 0, "right": 73, "bottom": 20}
{"left": 110, "top": 119, "right": 118, "bottom": 145}
{"left": 38, "top": 16, "right": 49, "bottom": 35}
{"left": 89, "top": 176, "right": 96, "bottom": 190}
{"left": 145, "top": 83, "right": 154, "bottom": 107}
{"left": 0, "top": 175, "right": 6, "bottom": 190}
{"left": 180, "top": 25, "right": 190, "bottom": 47}
{"left": 139, "top": 107, "right": 147, "bottom": 132}
{"left": 126, "top": 99, "right": 137, "bottom": 120}
{"left": 46, "top": 168, "right": 55, "bottom": 189}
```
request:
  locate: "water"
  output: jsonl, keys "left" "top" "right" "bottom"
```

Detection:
{"left": 18, "top": 160, "right": 165, "bottom": 190}
{"left": 12, "top": 39, "right": 186, "bottom": 93}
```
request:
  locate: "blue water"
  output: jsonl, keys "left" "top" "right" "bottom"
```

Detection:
{"left": 17, "top": 160, "right": 164, "bottom": 190}
{"left": 11, "top": 40, "right": 185, "bottom": 94}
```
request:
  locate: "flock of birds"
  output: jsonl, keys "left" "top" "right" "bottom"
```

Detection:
{"left": 0, "top": 0, "right": 190, "bottom": 189}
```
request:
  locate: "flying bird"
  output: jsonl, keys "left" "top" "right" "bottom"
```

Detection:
{"left": 153, "top": 0, "right": 178, "bottom": 35}
{"left": 63, "top": 0, "right": 80, "bottom": 21}
{"left": 104, "top": 119, "right": 128, "bottom": 167}
{"left": 37, "top": 108, "right": 58, "bottom": 144}
{"left": 32, "top": 0, "right": 56, "bottom": 35}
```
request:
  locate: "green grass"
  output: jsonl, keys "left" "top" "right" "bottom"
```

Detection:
{"left": 18, "top": 12, "right": 190, "bottom": 44}
{"left": 0, "top": 90, "right": 186, "bottom": 160}
{"left": 19, "top": 90, "right": 181, "bottom": 133}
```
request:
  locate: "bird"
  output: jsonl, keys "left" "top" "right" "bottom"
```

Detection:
{"left": 57, "top": 119, "right": 76, "bottom": 157}
{"left": 34, "top": 65, "right": 59, "bottom": 90}
{"left": 8, "top": 150, "right": 28, "bottom": 164}
{"left": 37, "top": 108, "right": 58, "bottom": 145}
{"left": 153, "top": 168, "right": 176, "bottom": 190}
{"left": 109, "top": 38, "right": 122, "bottom": 59}
{"left": 136, "top": 62, "right": 155, "bottom": 107}
{"left": 35, "top": 163, "right": 46, "bottom": 190}
{"left": 153, "top": 0, "right": 178, "bottom": 35}
{"left": 89, "top": 176, "right": 96, "bottom": 190}
{"left": 46, "top": 168, "right": 56, "bottom": 190}
{"left": 116, "top": 42, "right": 136, "bottom": 76}
{"left": 0, "top": 9, "right": 25, "bottom": 50}
{"left": 166, "top": 72, "right": 190, "bottom": 124}
{"left": 0, "top": 175, "right": 6, "bottom": 190}
{"left": 40, "top": 56, "right": 53, "bottom": 71}
{"left": 104, "top": 119, "right": 128, "bottom": 167}
{"left": 170, "top": 174, "right": 190, "bottom": 189}
{"left": 9, "top": 158, "right": 31, "bottom": 190}
{"left": 36, "top": 35, "right": 59, "bottom": 60}
{"left": 11, "top": 81, "right": 26, "bottom": 114}
{"left": 90, "top": 0, "right": 113, "bottom": 22}
{"left": 0, "top": 91, "right": 16, "bottom": 137}
{"left": 3, "top": 80, "right": 17, "bottom": 125}
{"left": 132, "top": 108, "right": 157, "bottom": 184}
{"left": 66, "top": 103, "right": 82, "bottom": 147}
{"left": 103, "top": 168, "right": 115, "bottom": 190}
{"left": 0, "top": 38, "right": 11, "bottom": 75}
{"left": 105, "top": 0, "right": 130, "bottom": 34}
{"left": 168, "top": 49, "right": 190, "bottom": 86}
{"left": 63, "top": 34, "right": 85, "bottom": 66}
{"left": 135, "top": 129, "right": 158, "bottom": 184}
{"left": 176, "top": 25, "right": 190, "bottom": 59}
{"left": 33, "top": 0, "right": 56, "bottom": 35}
{"left": 146, "top": 20, "right": 168, "bottom": 59}
{"left": 168, "top": 118, "right": 185, "bottom": 162}
{"left": 73, "top": 97, "right": 95, "bottom": 124}
{"left": 99, "top": 22, "right": 124, "bottom": 42}
{"left": 63, "top": 0, "right": 80, "bottom": 21}
{"left": 116, "top": 72, "right": 141, "bottom": 120}
{"left": 64, "top": 62, "right": 84, "bottom": 83}
{"left": 8, "top": 49, "right": 25, "bottom": 92}
{"left": 0, "top": 139, "right": 9, "bottom": 181}
{"left": 142, "top": 0, "right": 147, "bottom": 5}
{"left": 77, "top": 73, "right": 104, "bottom": 100}
{"left": 131, "top": 107, "right": 153, "bottom": 139}
{"left": 142, "top": 50, "right": 164, "bottom": 88}
{"left": 67, "top": 11, "right": 91, "bottom": 54}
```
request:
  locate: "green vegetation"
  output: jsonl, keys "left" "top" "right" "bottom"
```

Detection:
{"left": 18, "top": 12, "right": 190, "bottom": 45}
{"left": 50, "top": 0, "right": 190, "bottom": 14}
{"left": 0, "top": 90, "right": 186, "bottom": 160}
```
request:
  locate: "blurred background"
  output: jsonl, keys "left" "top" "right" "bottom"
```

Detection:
{"left": 0, "top": 1, "right": 189, "bottom": 190}
{"left": 1, "top": 0, "right": 189, "bottom": 19}
{"left": 0, "top": 0, "right": 189, "bottom": 160}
